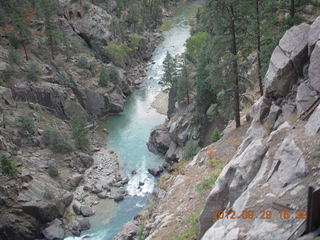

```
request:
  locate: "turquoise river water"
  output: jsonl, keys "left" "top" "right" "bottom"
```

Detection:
{"left": 65, "top": 1, "right": 203, "bottom": 239}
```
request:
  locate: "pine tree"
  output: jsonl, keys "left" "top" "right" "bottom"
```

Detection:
{"left": 41, "top": 0, "right": 61, "bottom": 60}
{"left": 177, "top": 60, "right": 192, "bottom": 104}
{"left": 159, "top": 52, "right": 177, "bottom": 92}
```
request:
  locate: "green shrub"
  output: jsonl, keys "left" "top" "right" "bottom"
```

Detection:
{"left": 0, "top": 154, "right": 17, "bottom": 177}
{"left": 43, "top": 186, "right": 54, "bottom": 200}
{"left": 48, "top": 164, "right": 59, "bottom": 178}
{"left": 182, "top": 139, "right": 200, "bottom": 160}
{"left": 99, "top": 67, "right": 110, "bottom": 87}
{"left": 42, "top": 127, "right": 73, "bottom": 153}
{"left": 70, "top": 114, "right": 90, "bottom": 150}
{"left": 128, "top": 34, "right": 142, "bottom": 51}
{"left": 17, "top": 115, "right": 36, "bottom": 136}
{"left": 105, "top": 42, "right": 129, "bottom": 66}
{"left": 211, "top": 128, "right": 221, "bottom": 143}
{"left": 109, "top": 66, "right": 120, "bottom": 84}
{"left": 8, "top": 34, "right": 20, "bottom": 49}
{"left": 137, "top": 224, "right": 145, "bottom": 240}
{"left": 26, "top": 62, "right": 41, "bottom": 82}
{"left": 76, "top": 56, "right": 90, "bottom": 69}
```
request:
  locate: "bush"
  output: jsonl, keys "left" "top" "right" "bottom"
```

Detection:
{"left": 26, "top": 62, "right": 41, "bottom": 82}
{"left": 105, "top": 42, "right": 129, "bottom": 66}
{"left": 109, "top": 66, "right": 120, "bottom": 84}
{"left": 76, "top": 56, "right": 90, "bottom": 69}
{"left": 211, "top": 128, "right": 221, "bottom": 143}
{"left": 48, "top": 164, "right": 59, "bottom": 178}
{"left": 17, "top": 115, "right": 36, "bottom": 136}
{"left": 42, "top": 127, "right": 73, "bottom": 153}
{"left": 70, "top": 114, "right": 90, "bottom": 150}
{"left": 182, "top": 139, "right": 200, "bottom": 160}
{"left": 2, "top": 64, "right": 15, "bottom": 80}
{"left": 0, "top": 154, "right": 17, "bottom": 177}
{"left": 8, "top": 34, "right": 20, "bottom": 49}
{"left": 128, "top": 34, "right": 142, "bottom": 51}
{"left": 99, "top": 67, "right": 110, "bottom": 87}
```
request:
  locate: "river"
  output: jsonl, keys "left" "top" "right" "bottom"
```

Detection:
{"left": 65, "top": 1, "right": 202, "bottom": 239}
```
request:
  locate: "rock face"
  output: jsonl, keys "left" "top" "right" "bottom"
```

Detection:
{"left": 147, "top": 101, "right": 202, "bottom": 162}
{"left": 198, "top": 19, "right": 320, "bottom": 240}
{"left": 113, "top": 221, "right": 139, "bottom": 240}
{"left": 264, "top": 23, "right": 310, "bottom": 98}
{"left": 42, "top": 219, "right": 64, "bottom": 240}
{"left": 147, "top": 124, "right": 171, "bottom": 154}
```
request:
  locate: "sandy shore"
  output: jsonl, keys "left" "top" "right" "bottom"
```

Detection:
{"left": 151, "top": 91, "right": 169, "bottom": 115}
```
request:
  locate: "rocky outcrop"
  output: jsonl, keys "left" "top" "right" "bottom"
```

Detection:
{"left": 147, "top": 124, "right": 171, "bottom": 155}
{"left": 147, "top": 101, "right": 202, "bottom": 162}
{"left": 42, "top": 219, "right": 64, "bottom": 240}
{"left": 198, "top": 17, "right": 320, "bottom": 239}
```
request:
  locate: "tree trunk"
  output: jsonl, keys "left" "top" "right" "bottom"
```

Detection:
{"left": 230, "top": 6, "right": 241, "bottom": 128}
{"left": 256, "top": 0, "right": 263, "bottom": 96}
{"left": 22, "top": 42, "right": 29, "bottom": 61}
{"left": 290, "top": 0, "right": 295, "bottom": 18}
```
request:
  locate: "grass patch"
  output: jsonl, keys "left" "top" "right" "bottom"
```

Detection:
{"left": 170, "top": 212, "right": 200, "bottom": 240}
{"left": 197, "top": 159, "right": 224, "bottom": 194}
{"left": 42, "top": 127, "right": 73, "bottom": 153}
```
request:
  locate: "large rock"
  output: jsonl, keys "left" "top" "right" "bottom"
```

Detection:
{"left": 80, "top": 205, "right": 94, "bottom": 217}
{"left": 305, "top": 104, "right": 320, "bottom": 136}
{"left": 70, "top": 153, "right": 94, "bottom": 172}
{"left": 42, "top": 219, "right": 64, "bottom": 240}
{"left": 296, "top": 82, "right": 318, "bottom": 115}
{"left": 265, "top": 23, "right": 310, "bottom": 98}
{"left": 308, "top": 16, "right": 320, "bottom": 54}
{"left": 199, "top": 138, "right": 268, "bottom": 237}
{"left": 148, "top": 166, "right": 164, "bottom": 177}
{"left": 113, "top": 221, "right": 139, "bottom": 240}
{"left": 309, "top": 41, "right": 320, "bottom": 92}
{"left": 0, "top": 87, "right": 15, "bottom": 110}
{"left": 268, "top": 136, "right": 307, "bottom": 192}
{"left": 67, "top": 3, "right": 112, "bottom": 45}
{"left": 147, "top": 124, "right": 171, "bottom": 155}
{"left": 278, "top": 23, "right": 310, "bottom": 74}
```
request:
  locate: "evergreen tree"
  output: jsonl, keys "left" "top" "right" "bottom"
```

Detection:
{"left": 177, "top": 60, "right": 192, "bottom": 104}
{"left": 159, "top": 52, "right": 177, "bottom": 92}
{"left": 41, "top": 0, "right": 61, "bottom": 59}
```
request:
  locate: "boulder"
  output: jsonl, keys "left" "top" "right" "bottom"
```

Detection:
{"left": 67, "top": 3, "right": 112, "bottom": 45}
{"left": 148, "top": 166, "right": 164, "bottom": 177}
{"left": 268, "top": 136, "right": 307, "bottom": 192}
{"left": 305, "top": 104, "right": 320, "bottom": 136}
{"left": 80, "top": 206, "right": 95, "bottom": 217}
{"left": 113, "top": 193, "right": 124, "bottom": 202}
{"left": 309, "top": 41, "right": 320, "bottom": 92}
{"left": 308, "top": 16, "right": 320, "bottom": 54}
{"left": 97, "top": 192, "right": 108, "bottom": 199}
{"left": 147, "top": 124, "right": 171, "bottom": 155}
{"left": 296, "top": 82, "right": 318, "bottom": 115}
{"left": 0, "top": 87, "right": 15, "bottom": 110}
{"left": 78, "top": 217, "right": 91, "bottom": 231}
{"left": 113, "top": 221, "right": 139, "bottom": 240}
{"left": 199, "top": 138, "right": 268, "bottom": 237}
{"left": 72, "top": 201, "right": 82, "bottom": 215}
{"left": 42, "top": 219, "right": 64, "bottom": 240}
{"left": 91, "top": 184, "right": 103, "bottom": 194}
{"left": 265, "top": 23, "right": 310, "bottom": 98}
{"left": 278, "top": 23, "right": 310, "bottom": 74}
{"left": 264, "top": 46, "right": 298, "bottom": 98}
